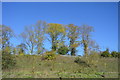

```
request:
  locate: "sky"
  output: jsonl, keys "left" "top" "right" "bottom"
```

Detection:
{"left": 2, "top": 2, "right": 118, "bottom": 55}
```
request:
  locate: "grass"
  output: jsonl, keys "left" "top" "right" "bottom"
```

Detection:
{"left": 2, "top": 55, "right": 118, "bottom": 78}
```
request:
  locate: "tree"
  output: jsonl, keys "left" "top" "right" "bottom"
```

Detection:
{"left": 1, "top": 25, "right": 16, "bottom": 69}
{"left": 80, "top": 25, "right": 94, "bottom": 56}
{"left": 1, "top": 25, "right": 13, "bottom": 50}
{"left": 57, "top": 46, "right": 69, "bottom": 55}
{"left": 20, "top": 20, "right": 46, "bottom": 54}
{"left": 67, "top": 24, "right": 80, "bottom": 56}
{"left": 34, "top": 20, "right": 46, "bottom": 54}
{"left": 21, "top": 25, "right": 36, "bottom": 54}
{"left": 46, "top": 23, "right": 66, "bottom": 51}
{"left": 1, "top": 25, "right": 14, "bottom": 54}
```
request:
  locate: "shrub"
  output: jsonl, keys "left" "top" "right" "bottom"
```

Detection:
{"left": 42, "top": 51, "right": 56, "bottom": 60}
{"left": 118, "top": 52, "right": 120, "bottom": 58}
{"left": 75, "top": 52, "right": 100, "bottom": 67}
{"left": 74, "top": 57, "right": 86, "bottom": 64}
{"left": 86, "top": 52, "right": 100, "bottom": 66}
{"left": 2, "top": 48, "right": 16, "bottom": 69}
{"left": 111, "top": 51, "right": 118, "bottom": 58}
{"left": 74, "top": 57, "right": 89, "bottom": 67}
{"left": 101, "top": 49, "right": 110, "bottom": 57}
{"left": 2, "top": 47, "right": 16, "bottom": 69}
{"left": 57, "top": 46, "right": 69, "bottom": 55}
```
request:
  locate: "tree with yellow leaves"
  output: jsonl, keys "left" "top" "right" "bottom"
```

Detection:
{"left": 46, "top": 23, "right": 66, "bottom": 51}
{"left": 67, "top": 24, "right": 80, "bottom": 56}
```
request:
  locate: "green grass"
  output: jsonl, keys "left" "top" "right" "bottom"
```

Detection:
{"left": 2, "top": 55, "right": 118, "bottom": 78}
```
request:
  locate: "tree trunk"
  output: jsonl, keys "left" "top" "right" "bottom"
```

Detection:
{"left": 84, "top": 43, "right": 88, "bottom": 57}
{"left": 70, "top": 39, "right": 76, "bottom": 56}
{"left": 71, "top": 47, "right": 76, "bottom": 56}
{"left": 52, "top": 36, "right": 57, "bottom": 51}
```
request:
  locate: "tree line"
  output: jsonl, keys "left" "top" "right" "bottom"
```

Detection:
{"left": 1, "top": 20, "right": 119, "bottom": 69}
{"left": 1, "top": 20, "right": 101, "bottom": 57}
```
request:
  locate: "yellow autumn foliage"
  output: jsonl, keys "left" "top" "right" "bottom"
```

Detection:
{"left": 47, "top": 23, "right": 66, "bottom": 35}
{"left": 70, "top": 43, "right": 79, "bottom": 48}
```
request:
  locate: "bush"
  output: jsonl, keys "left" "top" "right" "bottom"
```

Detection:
{"left": 74, "top": 57, "right": 89, "bottom": 67}
{"left": 2, "top": 46, "right": 16, "bottom": 69}
{"left": 2, "top": 53, "right": 16, "bottom": 69}
{"left": 118, "top": 52, "right": 120, "bottom": 58}
{"left": 57, "top": 46, "right": 69, "bottom": 55}
{"left": 101, "top": 50, "right": 110, "bottom": 57}
{"left": 75, "top": 52, "right": 100, "bottom": 67}
{"left": 111, "top": 51, "right": 118, "bottom": 58}
{"left": 42, "top": 51, "right": 56, "bottom": 60}
{"left": 86, "top": 52, "right": 100, "bottom": 66}
{"left": 74, "top": 57, "right": 86, "bottom": 64}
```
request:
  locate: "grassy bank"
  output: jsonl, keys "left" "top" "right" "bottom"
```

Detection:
{"left": 2, "top": 55, "right": 118, "bottom": 78}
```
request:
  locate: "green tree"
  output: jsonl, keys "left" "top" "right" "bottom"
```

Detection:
{"left": 57, "top": 46, "right": 69, "bottom": 55}
{"left": 80, "top": 25, "right": 94, "bottom": 57}
{"left": 67, "top": 24, "right": 80, "bottom": 56}
{"left": 46, "top": 23, "right": 66, "bottom": 51}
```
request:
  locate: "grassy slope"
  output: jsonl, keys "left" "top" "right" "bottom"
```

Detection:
{"left": 2, "top": 55, "right": 118, "bottom": 78}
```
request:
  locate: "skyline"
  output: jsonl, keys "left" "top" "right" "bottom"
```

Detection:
{"left": 2, "top": 2, "right": 118, "bottom": 55}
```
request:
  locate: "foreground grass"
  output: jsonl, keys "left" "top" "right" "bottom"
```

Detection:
{"left": 2, "top": 55, "right": 118, "bottom": 78}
